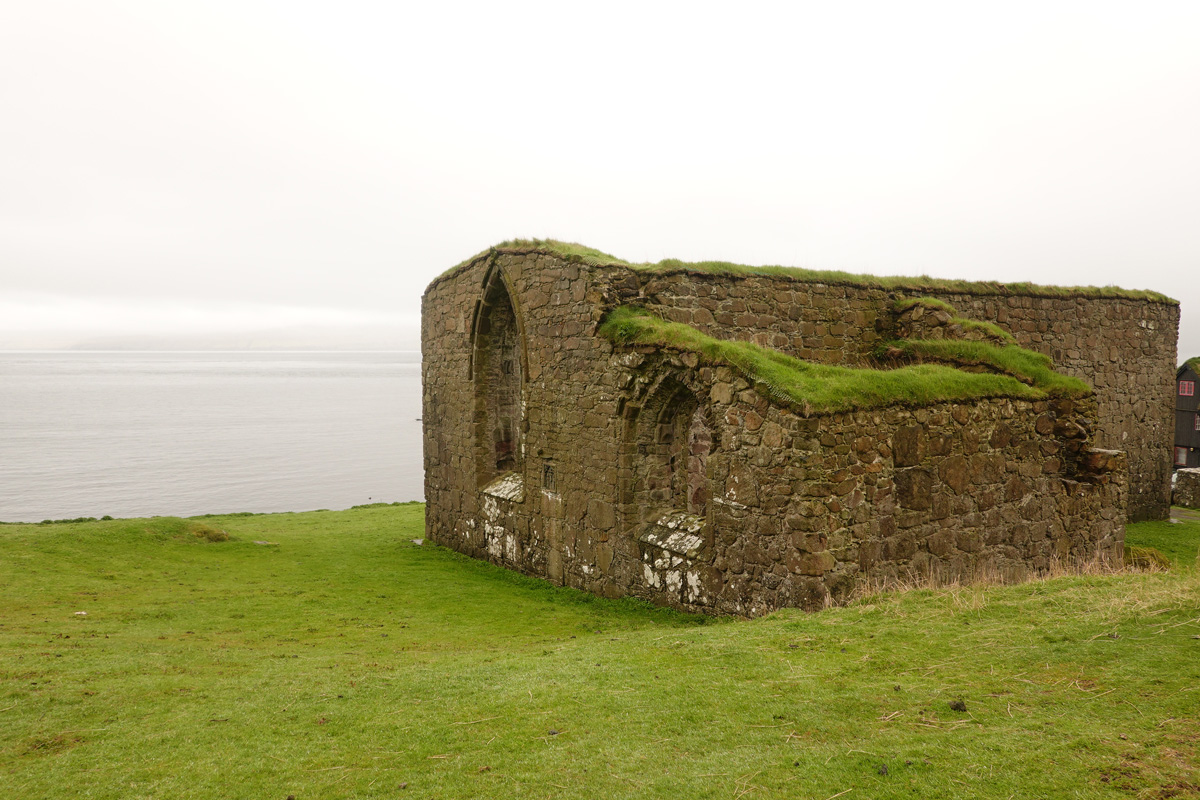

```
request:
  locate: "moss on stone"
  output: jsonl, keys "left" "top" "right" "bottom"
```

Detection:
{"left": 633, "top": 258, "right": 1175, "bottom": 303}
{"left": 434, "top": 239, "right": 629, "bottom": 283}
{"left": 598, "top": 306, "right": 1073, "bottom": 415}
{"left": 894, "top": 297, "right": 1016, "bottom": 344}
{"left": 956, "top": 318, "right": 1016, "bottom": 344}
{"left": 894, "top": 296, "right": 957, "bottom": 314}
{"left": 883, "top": 339, "right": 1091, "bottom": 397}
{"left": 492, "top": 239, "right": 628, "bottom": 266}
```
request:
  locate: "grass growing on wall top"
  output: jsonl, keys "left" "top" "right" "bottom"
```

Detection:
{"left": 894, "top": 296, "right": 958, "bottom": 314}
{"left": 893, "top": 297, "right": 1017, "bottom": 344}
{"left": 599, "top": 306, "right": 1077, "bottom": 414}
{"left": 491, "top": 238, "right": 627, "bottom": 266}
{"left": 432, "top": 241, "right": 1176, "bottom": 303}
{"left": 434, "top": 239, "right": 630, "bottom": 281}
{"left": 633, "top": 257, "right": 1175, "bottom": 302}
{"left": 884, "top": 338, "right": 1092, "bottom": 398}
{"left": 2, "top": 506, "right": 1198, "bottom": 799}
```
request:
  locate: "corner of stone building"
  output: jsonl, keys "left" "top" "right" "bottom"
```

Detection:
{"left": 421, "top": 244, "right": 1171, "bottom": 617}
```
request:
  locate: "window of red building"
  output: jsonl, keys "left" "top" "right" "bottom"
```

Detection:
{"left": 1181, "top": 380, "right": 1196, "bottom": 396}
{"left": 1178, "top": 447, "right": 1190, "bottom": 466}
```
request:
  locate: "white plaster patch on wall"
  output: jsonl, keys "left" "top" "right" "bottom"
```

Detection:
{"left": 639, "top": 513, "right": 705, "bottom": 559}
{"left": 482, "top": 494, "right": 507, "bottom": 558}
{"left": 713, "top": 496, "right": 748, "bottom": 512}
{"left": 456, "top": 517, "right": 477, "bottom": 540}
{"left": 726, "top": 475, "right": 743, "bottom": 503}
{"left": 482, "top": 495, "right": 501, "bottom": 531}
{"left": 665, "top": 570, "right": 682, "bottom": 595}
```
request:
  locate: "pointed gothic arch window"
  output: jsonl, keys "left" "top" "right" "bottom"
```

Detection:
{"left": 472, "top": 272, "right": 524, "bottom": 484}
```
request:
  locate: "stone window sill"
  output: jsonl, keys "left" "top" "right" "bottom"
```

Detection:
{"left": 637, "top": 510, "right": 706, "bottom": 559}
{"left": 481, "top": 472, "right": 525, "bottom": 503}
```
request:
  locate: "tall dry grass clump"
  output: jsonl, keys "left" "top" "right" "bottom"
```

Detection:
{"left": 846, "top": 545, "right": 1168, "bottom": 607}
{"left": 186, "top": 521, "right": 229, "bottom": 542}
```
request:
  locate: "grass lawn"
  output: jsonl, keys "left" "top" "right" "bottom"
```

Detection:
{"left": 2, "top": 506, "right": 1198, "bottom": 799}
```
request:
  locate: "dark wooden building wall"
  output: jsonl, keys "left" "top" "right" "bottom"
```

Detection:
{"left": 1176, "top": 366, "right": 1200, "bottom": 468}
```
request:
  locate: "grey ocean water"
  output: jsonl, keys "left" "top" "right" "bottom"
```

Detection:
{"left": 0, "top": 351, "right": 424, "bottom": 523}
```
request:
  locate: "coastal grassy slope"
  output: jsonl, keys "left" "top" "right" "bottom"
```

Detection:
{"left": 1, "top": 506, "right": 1198, "bottom": 799}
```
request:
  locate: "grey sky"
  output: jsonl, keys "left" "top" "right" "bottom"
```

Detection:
{"left": 3, "top": 1, "right": 1198, "bottom": 356}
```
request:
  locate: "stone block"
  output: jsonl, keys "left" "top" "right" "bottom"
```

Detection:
{"left": 587, "top": 499, "right": 616, "bottom": 530}
{"left": 939, "top": 455, "right": 970, "bottom": 494}
{"left": 895, "top": 468, "right": 933, "bottom": 510}
{"left": 893, "top": 426, "right": 924, "bottom": 466}
{"left": 791, "top": 550, "right": 836, "bottom": 576}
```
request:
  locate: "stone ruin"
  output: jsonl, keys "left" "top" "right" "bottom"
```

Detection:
{"left": 422, "top": 242, "right": 1179, "bottom": 615}
{"left": 1175, "top": 468, "right": 1200, "bottom": 509}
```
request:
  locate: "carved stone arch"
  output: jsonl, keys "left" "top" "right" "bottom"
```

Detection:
{"left": 621, "top": 372, "right": 717, "bottom": 523}
{"left": 471, "top": 263, "right": 528, "bottom": 486}
{"left": 469, "top": 262, "right": 529, "bottom": 383}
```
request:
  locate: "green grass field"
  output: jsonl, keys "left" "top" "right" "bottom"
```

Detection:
{"left": 2, "top": 506, "right": 1198, "bottom": 799}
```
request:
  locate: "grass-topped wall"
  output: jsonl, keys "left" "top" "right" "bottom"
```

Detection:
{"left": 893, "top": 297, "right": 1016, "bottom": 344}
{"left": 599, "top": 306, "right": 1089, "bottom": 416}
{"left": 431, "top": 239, "right": 1177, "bottom": 304}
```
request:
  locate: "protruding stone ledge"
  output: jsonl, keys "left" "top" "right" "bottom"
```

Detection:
{"left": 481, "top": 472, "right": 525, "bottom": 503}
{"left": 637, "top": 511, "right": 706, "bottom": 559}
{"left": 1080, "top": 449, "right": 1126, "bottom": 484}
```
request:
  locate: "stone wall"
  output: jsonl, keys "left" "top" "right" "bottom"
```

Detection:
{"left": 423, "top": 248, "right": 1135, "bottom": 616}
{"left": 422, "top": 252, "right": 636, "bottom": 597}
{"left": 639, "top": 270, "right": 1178, "bottom": 521}
{"left": 1174, "top": 468, "right": 1200, "bottom": 509}
{"left": 613, "top": 352, "right": 1125, "bottom": 614}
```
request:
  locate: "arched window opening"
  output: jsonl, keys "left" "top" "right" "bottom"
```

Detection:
{"left": 473, "top": 274, "right": 523, "bottom": 484}
{"left": 632, "top": 382, "right": 712, "bottom": 520}
{"left": 684, "top": 406, "right": 711, "bottom": 516}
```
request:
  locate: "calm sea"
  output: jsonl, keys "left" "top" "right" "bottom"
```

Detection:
{"left": 0, "top": 351, "right": 424, "bottom": 523}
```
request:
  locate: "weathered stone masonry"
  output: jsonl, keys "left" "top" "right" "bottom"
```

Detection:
{"left": 422, "top": 246, "right": 1177, "bottom": 615}
{"left": 639, "top": 271, "right": 1178, "bottom": 522}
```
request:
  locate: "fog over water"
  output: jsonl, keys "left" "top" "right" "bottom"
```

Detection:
{"left": 0, "top": 352, "right": 424, "bottom": 523}
{"left": 2, "top": 3, "right": 1198, "bottom": 520}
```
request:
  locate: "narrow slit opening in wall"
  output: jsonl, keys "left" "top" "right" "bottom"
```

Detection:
{"left": 543, "top": 463, "right": 557, "bottom": 493}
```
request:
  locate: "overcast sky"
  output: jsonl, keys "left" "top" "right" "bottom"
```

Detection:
{"left": 2, "top": 1, "right": 1198, "bottom": 356}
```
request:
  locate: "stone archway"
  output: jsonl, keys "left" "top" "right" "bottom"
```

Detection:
{"left": 471, "top": 270, "right": 525, "bottom": 485}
